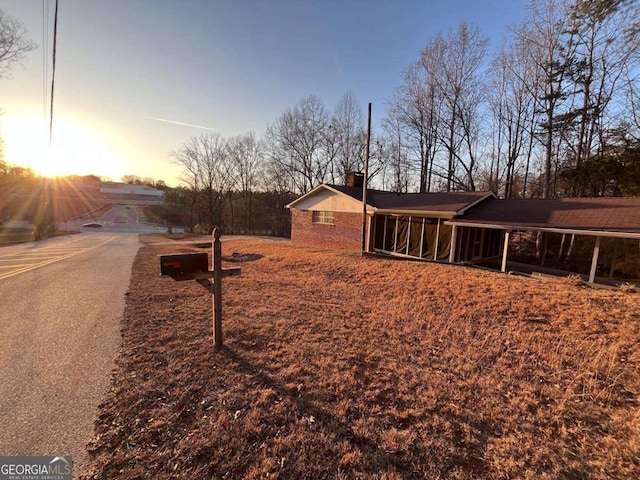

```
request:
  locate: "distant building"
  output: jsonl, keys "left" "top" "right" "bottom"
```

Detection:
{"left": 100, "top": 182, "right": 164, "bottom": 197}
{"left": 99, "top": 182, "right": 164, "bottom": 205}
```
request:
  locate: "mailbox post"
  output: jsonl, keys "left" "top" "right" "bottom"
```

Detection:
{"left": 159, "top": 228, "right": 240, "bottom": 347}
{"left": 212, "top": 229, "right": 223, "bottom": 346}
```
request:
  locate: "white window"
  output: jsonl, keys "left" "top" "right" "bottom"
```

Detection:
{"left": 312, "top": 211, "right": 335, "bottom": 224}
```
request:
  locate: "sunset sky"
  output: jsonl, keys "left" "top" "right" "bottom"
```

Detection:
{"left": 0, "top": 0, "right": 528, "bottom": 186}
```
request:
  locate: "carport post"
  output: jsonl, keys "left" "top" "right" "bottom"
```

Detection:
{"left": 449, "top": 225, "right": 458, "bottom": 263}
{"left": 589, "top": 236, "right": 601, "bottom": 284}
{"left": 433, "top": 219, "right": 441, "bottom": 261}
{"left": 501, "top": 230, "right": 510, "bottom": 273}
{"left": 213, "top": 229, "right": 223, "bottom": 346}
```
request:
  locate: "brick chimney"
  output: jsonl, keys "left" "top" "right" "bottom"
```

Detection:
{"left": 346, "top": 171, "right": 364, "bottom": 188}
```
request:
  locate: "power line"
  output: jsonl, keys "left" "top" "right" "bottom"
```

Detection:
{"left": 49, "top": 0, "right": 58, "bottom": 146}
{"left": 42, "top": 0, "right": 47, "bottom": 121}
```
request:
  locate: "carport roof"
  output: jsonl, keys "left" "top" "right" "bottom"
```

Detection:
{"left": 449, "top": 196, "right": 640, "bottom": 234}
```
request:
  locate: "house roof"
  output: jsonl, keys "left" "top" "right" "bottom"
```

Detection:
{"left": 370, "top": 190, "right": 494, "bottom": 215}
{"left": 449, "top": 196, "right": 640, "bottom": 236}
{"left": 287, "top": 184, "right": 495, "bottom": 216}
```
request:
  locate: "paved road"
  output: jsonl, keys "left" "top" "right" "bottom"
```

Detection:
{"left": 0, "top": 235, "right": 118, "bottom": 280}
{"left": 80, "top": 205, "right": 184, "bottom": 234}
{"left": 5, "top": 204, "right": 184, "bottom": 235}
{"left": 0, "top": 233, "right": 140, "bottom": 472}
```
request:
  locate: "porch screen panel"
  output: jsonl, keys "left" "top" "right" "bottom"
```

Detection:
{"left": 421, "top": 220, "right": 438, "bottom": 259}
{"left": 383, "top": 216, "right": 396, "bottom": 251}
{"left": 373, "top": 215, "right": 386, "bottom": 250}
{"left": 395, "top": 217, "right": 410, "bottom": 253}
{"left": 436, "top": 224, "right": 453, "bottom": 261}
{"left": 408, "top": 217, "right": 424, "bottom": 257}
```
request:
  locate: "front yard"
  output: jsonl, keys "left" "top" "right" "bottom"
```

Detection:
{"left": 81, "top": 237, "right": 640, "bottom": 479}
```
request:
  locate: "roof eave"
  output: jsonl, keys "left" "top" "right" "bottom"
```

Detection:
{"left": 374, "top": 209, "right": 457, "bottom": 218}
{"left": 285, "top": 185, "right": 323, "bottom": 209}
{"left": 286, "top": 184, "right": 368, "bottom": 209}
{"left": 373, "top": 192, "right": 496, "bottom": 218}
{"left": 445, "top": 220, "right": 640, "bottom": 239}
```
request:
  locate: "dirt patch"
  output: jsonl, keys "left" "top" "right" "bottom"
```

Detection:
{"left": 80, "top": 239, "right": 640, "bottom": 479}
{"left": 222, "top": 252, "right": 263, "bottom": 262}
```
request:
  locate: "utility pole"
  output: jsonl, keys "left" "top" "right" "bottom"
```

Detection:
{"left": 361, "top": 103, "right": 372, "bottom": 255}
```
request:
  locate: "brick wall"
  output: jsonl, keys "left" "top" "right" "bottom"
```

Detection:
{"left": 291, "top": 209, "right": 362, "bottom": 251}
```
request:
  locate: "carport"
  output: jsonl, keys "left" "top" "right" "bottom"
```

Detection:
{"left": 448, "top": 197, "right": 640, "bottom": 284}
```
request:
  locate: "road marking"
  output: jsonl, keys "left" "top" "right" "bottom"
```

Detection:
{"left": 2, "top": 253, "right": 61, "bottom": 259}
{"left": 0, "top": 263, "right": 37, "bottom": 269}
{"left": 0, "top": 236, "right": 117, "bottom": 280}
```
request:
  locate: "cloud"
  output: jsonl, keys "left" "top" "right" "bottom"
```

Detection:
{"left": 145, "top": 116, "right": 218, "bottom": 131}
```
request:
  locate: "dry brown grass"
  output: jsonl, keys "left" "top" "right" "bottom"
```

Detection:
{"left": 81, "top": 238, "right": 640, "bottom": 479}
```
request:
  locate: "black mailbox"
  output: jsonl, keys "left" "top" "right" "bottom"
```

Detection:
{"left": 160, "top": 252, "right": 209, "bottom": 281}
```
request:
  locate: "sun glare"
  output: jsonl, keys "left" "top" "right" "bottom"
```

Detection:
{"left": 2, "top": 115, "right": 126, "bottom": 180}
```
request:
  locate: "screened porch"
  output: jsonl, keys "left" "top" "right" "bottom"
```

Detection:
{"left": 371, "top": 214, "right": 453, "bottom": 261}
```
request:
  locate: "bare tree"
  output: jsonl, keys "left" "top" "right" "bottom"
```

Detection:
{"left": 264, "top": 95, "right": 331, "bottom": 194}
{"left": 0, "top": 9, "right": 35, "bottom": 79}
{"left": 329, "top": 92, "right": 366, "bottom": 183}
{"left": 199, "top": 132, "right": 230, "bottom": 230}
{"left": 258, "top": 155, "right": 297, "bottom": 236}
{"left": 172, "top": 142, "right": 200, "bottom": 230}
{"left": 387, "top": 61, "right": 441, "bottom": 192}
{"left": 0, "top": 9, "right": 35, "bottom": 170}
{"left": 516, "top": 0, "right": 574, "bottom": 198}
{"left": 227, "top": 132, "right": 263, "bottom": 232}
{"left": 172, "top": 133, "right": 230, "bottom": 231}
{"left": 455, "top": 81, "right": 486, "bottom": 191}
{"left": 381, "top": 115, "right": 414, "bottom": 193}
{"left": 488, "top": 39, "right": 537, "bottom": 198}
{"left": 421, "top": 22, "right": 489, "bottom": 191}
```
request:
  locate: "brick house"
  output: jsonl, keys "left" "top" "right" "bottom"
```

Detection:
{"left": 287, "top": 177, "right": 495, "bottom": 258}
{"left": 287, "top": 178, "right": 640, "bottom": 285}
